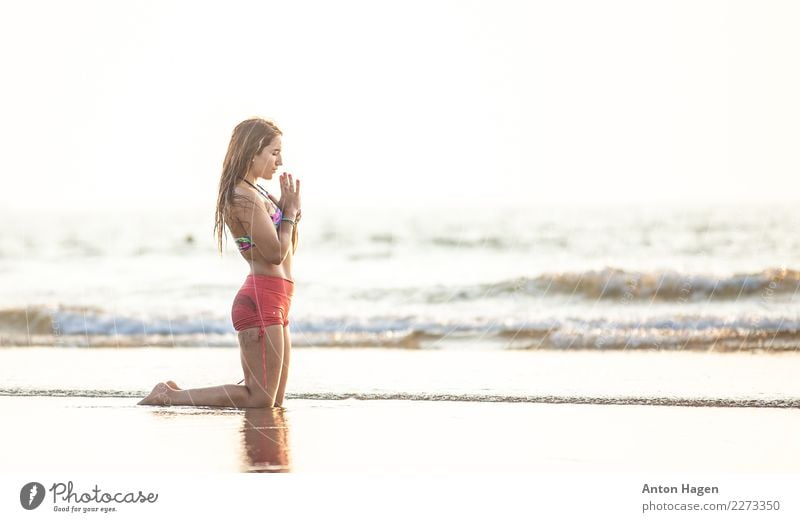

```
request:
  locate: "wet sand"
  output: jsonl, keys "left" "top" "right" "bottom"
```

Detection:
{"left": 3, "top": 346, "right": 800, "bottom": 472}
{"left": 3, "top": 395, "right": 800, "bottom": 472}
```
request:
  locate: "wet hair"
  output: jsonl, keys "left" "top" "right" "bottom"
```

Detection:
{"left": 213, "top": 118, "right": 282, "bottom": 255}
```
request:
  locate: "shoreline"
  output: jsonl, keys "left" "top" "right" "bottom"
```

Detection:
{"left": 3, "top": 339, "right": 800, "bottom": 353}
{"left": 3, "top": 388, "right": 799, "bottom": 409}
{"left": 3, "top": 395, "right": 800, "bottom": 472}
{"left": 3, "top": 347, "right": 800, "bottom": 472}
{"left": 2, "top": 347, "right": 799, "bottom": 405}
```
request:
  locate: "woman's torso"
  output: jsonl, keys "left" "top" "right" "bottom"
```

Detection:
{"left": 226, "top": 182, "right": 293, "bottom": 281}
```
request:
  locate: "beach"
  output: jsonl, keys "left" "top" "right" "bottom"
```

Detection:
{"left": 4, "top": 1, "right": 800, "bottom": 517}
{"left": 3, "top": 346, "right": 800, "bottom": 472}
{"left": 2, "top": 203, "right": 799, "bottom": 475}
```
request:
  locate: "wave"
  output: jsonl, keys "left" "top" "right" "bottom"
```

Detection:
{"left": 0, "top": 306, "right": 232, "bottom": 336}
{"left": 347, "top": 267, "right": 800, "bottom": 302}
{"left": 450, "top": 266, "right": 800, "bottom": 302}
{"left": 2, "top": 304, "right": 800, "bottom": 351}
{"left": 1, "top": 388, "right": 797, "bottom": 408}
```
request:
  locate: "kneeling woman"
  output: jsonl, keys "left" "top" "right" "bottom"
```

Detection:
{"left": 138, "top": 118, "right": 302, "bottom": 408}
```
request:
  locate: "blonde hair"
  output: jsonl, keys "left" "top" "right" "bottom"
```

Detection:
{"left": 213, "top": 118, "right": 282, "bottom": 255}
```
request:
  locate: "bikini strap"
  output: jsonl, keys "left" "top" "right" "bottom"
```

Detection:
{"left": 243, "top": 179, "right": 271, "bottom": 200}
{"left": 242, "top": 179, "right": 281, "bottom": 218}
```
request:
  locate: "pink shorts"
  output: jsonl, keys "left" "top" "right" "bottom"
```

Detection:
{"left": 231, "top": 275, "right": 294, "bottom": 387}
{"left": 231, "top": 275, "right": 294, "bottom": 333}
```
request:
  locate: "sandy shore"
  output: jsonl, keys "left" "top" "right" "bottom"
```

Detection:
{"left": 2, "top": 395, "right": 799, "bottom": 472}
{"left": 2, "top": 346, "right": 800, "bottom": 472}
{"left": 3, "top": 346, "right": 800, "bottom": 401}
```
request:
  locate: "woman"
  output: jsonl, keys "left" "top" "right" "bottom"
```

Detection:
{"left": 138, "top": 117, "right": 301, "bottom": 408}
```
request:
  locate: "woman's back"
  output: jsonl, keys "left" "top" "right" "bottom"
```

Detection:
{"left": 225, "top": 182, "right": 294, "bottom": 281}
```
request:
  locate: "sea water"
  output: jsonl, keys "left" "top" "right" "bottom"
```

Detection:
{"left": 1, "top": 201, "right": 798, "bottom": 352}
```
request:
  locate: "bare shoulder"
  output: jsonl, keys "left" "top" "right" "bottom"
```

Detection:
{"left": 232, "top": 182, "right": 256, "bottom": 198}
{"left": 226, "top": 184, "right": 255, "bottom": 218}
{"left": 228, "top": 183, "right": 270, "bottom": 222}
{"left": 233, "top": 183, "right": 265, "bottom": 205}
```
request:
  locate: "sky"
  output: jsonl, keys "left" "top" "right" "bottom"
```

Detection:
{"left": 1, "top": 0, "right": 799, "bottom": 211}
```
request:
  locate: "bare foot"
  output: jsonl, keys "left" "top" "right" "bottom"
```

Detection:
{"left": 137, "top": 382, "right": 174, "bottom": 406}
{"left": 166, "top": 380, "right": 181, "bottom": 390}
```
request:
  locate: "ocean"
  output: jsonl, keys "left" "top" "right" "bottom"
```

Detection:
{"left": 3, "top": 200, "right": 800, "bottom": 476}
{"left": 1, "top": 201, "right": 799, "bottom": 352}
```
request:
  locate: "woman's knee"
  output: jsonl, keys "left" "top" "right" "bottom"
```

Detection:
{"left": 238, "top": 325, "right": 284, "bottom": 408}
{"left": 245, "top": 386, "right": 275, "bottom": 408}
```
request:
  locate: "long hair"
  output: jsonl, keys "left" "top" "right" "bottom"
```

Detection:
{"left": 213, "top": 118, "right": 282, "bottom": 255}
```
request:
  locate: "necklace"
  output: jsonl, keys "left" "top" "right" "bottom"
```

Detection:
{"left": 242, "top": 178, "right": 271, "bottom": 200}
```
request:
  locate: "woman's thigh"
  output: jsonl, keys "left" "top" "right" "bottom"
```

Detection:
{"left": 283, "top": 326, "right": 291, "bottom": 362}
{"left": 238, "top": 325, "right": 284, "bottom": 407}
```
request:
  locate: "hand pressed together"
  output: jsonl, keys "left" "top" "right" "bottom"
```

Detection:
{"left": 278, "top": 172, "right": 301, "bottom": 220}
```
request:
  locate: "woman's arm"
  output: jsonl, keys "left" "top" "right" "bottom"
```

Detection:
{"left": 272, "top": 193, "right": 300, "bottom": 255}
{"left": 232, "top": 188, "right": 293, "bottom": 265}
{"left": 291, "top": 221, "right": 299, "bottom": 254}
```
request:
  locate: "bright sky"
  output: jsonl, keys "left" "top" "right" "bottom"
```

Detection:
{"left": 1, "top": 0, "right": 799, "bottom": 211}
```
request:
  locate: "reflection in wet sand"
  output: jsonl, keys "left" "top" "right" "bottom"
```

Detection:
{"left": 240, "top": 407, "right": 291, "bottom": 472}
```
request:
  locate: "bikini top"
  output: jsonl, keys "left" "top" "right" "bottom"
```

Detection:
{"left": 234, "top": 180, "right": 282, "bottom": 253}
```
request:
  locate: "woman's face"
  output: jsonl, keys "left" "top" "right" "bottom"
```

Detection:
{"left": 251, "top": 135, "right": 283, "bottom": 180}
